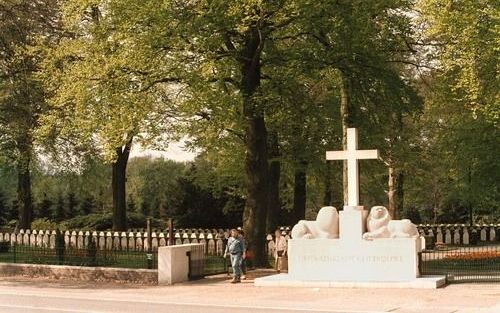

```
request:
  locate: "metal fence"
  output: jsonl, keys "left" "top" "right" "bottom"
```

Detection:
{"left": 0, "top": 243, "right": 157, "bottom": 269}
{"left": 419, "top": 243, "right": 500, "bottom": 283}
{"left": 203, "top": 255, "right": 228, "bottom": 276}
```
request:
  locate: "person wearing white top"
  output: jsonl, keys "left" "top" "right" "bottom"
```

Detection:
{"left": 274, "top": 230, "right": 287, "bottom": 273}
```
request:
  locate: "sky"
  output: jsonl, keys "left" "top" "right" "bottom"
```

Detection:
{"left": 129, "top": 141, "right": 197, "bottom": 162}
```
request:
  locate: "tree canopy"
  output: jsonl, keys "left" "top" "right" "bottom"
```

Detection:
{"left": 0, "top": 0, "right": 498, "bottom": 262}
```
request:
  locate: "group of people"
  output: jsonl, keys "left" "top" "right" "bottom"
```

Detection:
{"left": 224, "top": 229, "right": 287, "bottom": 283}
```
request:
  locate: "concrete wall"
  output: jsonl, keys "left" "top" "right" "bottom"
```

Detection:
{"left": 0, "top": 263, "right": 157, "bottom": 284}
{"left": 158, "top": 243, "right": 205, "bottom": 285}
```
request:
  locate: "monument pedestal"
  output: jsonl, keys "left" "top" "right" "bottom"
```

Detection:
{"left": 287, "top": 237, "right": 420, "bottom": 282}
{"left": 256, "top": 205, "right": 446, "bottom": 288}
{"left": 255, "top": 237, "right": 446, "bottom": 288}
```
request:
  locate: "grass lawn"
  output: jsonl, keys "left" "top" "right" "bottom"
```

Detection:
{"left": 0, "top": 246, "right": 157, "bottom": 269}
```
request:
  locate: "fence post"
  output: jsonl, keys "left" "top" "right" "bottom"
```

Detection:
{"left": 147, "top": 218, "right": 152, "bottom": 253}
{"left": 168, "top": 218, "right": 174, "bottom": 246}
{"left": 146, "top": 218, "right": 153, "bottom": 269}
{"left": 13, "top": 241, "right": 16, "bottom": 264}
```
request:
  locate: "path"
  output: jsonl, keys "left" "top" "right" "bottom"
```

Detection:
{"left": 0, "top": 271, "right": 499, "bottom": 313}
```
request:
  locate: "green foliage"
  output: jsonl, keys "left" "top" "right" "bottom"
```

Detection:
{"left": 0, "top": 191, "right": 8, "bottom": 225}
{"left": 31, "top": 218, "right": 59, "bottom": 231}
{"left": 79, "top": 197, "right": 97, "bottom": 215}
{"left": 37, "top": 196, "right": 53, "bottom": 220}
{"left": 418, "top": 0, "right": 499, "bottom": 125}
{"left": 54, "top": 195, "right": 66, "bottom": 222}
{"left": 61, "top": 213, "right": 113, "bottom": 231}
{"left": 1, "top": 0, "right": 498, "bottom": 231}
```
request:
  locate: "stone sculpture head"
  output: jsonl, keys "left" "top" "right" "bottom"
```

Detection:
{"left": 316, "top": 206, "right": 339, "bottom": 231}
{"left": 370, "top": 206, "right": 390, "bottom": 220}
{"left": 366, "top": 206, "right": 392, "bottom": 233}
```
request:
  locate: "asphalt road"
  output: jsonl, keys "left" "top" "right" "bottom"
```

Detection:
{"left": 0, "top": 293, "right": 380, "bottom": 313}
{"left": 0, "top": 275, "right": 499, "bottom": 313}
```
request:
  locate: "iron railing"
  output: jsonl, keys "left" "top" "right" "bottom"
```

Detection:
{"left": 203, "top": 255, "right": 228, "bottom": 276}
{"left": 0, "top": 244, "right": 157, "bottom": 269}
{"left": 419, "top": 243, "right": 500, "bottom": 283}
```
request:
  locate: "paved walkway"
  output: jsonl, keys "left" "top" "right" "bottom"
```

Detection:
{"left": 0, "top": 271, "right": 499, "bottom": 313}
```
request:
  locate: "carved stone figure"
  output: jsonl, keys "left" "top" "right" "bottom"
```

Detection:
{"left": 363, "top": 206, "right": 419, "bottom": 240}
{"left": 291, "top": 206, "right": 339, "bottom": 239}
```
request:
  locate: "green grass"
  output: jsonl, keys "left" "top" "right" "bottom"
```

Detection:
{"left": 204, "top": 255, "right": 228, "bottom": 275}
{"left": 0, "top": 246, "right": 157, "bottom": 269}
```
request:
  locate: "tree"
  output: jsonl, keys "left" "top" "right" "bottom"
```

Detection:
{"left": 298, "top": 0, "right": 421, "bottom": 211}
{"left": 54, "top": 195, "right": 66, "bottom": 222}
{"left": 157, "top": 0, "right": 301, "bottom": 265}
{"left": 38, "top": 194, "right": 53, "bottom": 219}
{"left": 79, "top": 196, "right": 96, "bottom": 216}
{"left": 0, "top": 0, "right": 59, "bottom": 229}
{"left": 39, "top": 0, "right": 179, "bottom": 230}
{"left": 67, "top": 192, "right": 78, "bottom": 219}
{"left": 0, "top": 190, "right": 8, "bottom": 225}
{"left": 418, "top": 0, "right": 499, "bottom": 126}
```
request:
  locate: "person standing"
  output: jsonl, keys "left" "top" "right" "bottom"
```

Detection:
{"left": 224, "top": 229, "right": 244, "bottom": 283}
{"left": 274, "top": 229, "right": 287, "bottom": 273}
{"left": 238, "top": 229, "right": 247, "bottom": 280}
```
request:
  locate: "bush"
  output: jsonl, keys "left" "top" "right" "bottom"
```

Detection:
{"left": 60, "top": 212, "right": 152, "bottom": 230}
{"left": 61, "top": 213, "right": 113, "bottom": 230}
{"left": 31, "top": 218, "right": 59, "bottom": 230}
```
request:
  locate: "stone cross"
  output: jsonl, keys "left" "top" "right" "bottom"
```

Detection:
{"left": 326, "top": 128, "right": 379, "bottom": 207}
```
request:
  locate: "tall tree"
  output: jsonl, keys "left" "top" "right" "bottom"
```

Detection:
{"left": 39, "top": 0, "right": 179, "bottom": 230}
{"left": 299, "top": 0, "right": 420, "bottom": 208}
{"left": 418, "top": 0, "right": 499, "bottom": 126}
{"left": 0, "top": 0, "right": 59, "bottom": 229}
{"left": 163, "top": 0, "right": 301, "bottom": 265}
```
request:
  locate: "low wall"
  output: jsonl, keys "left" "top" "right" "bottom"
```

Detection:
{"left": 158, "top": 243, "right": 205, "bottom": 285}
{"left": 0, "top": 263, "right": 157, "bottom": 284}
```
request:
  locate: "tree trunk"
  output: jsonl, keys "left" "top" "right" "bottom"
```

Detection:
{"left": 112, "top": 137, "right": 133, "bottom": 231}
{"left": 323, "top": 162, "right": 333, "bottom": 206}
{"left": 293, "top": 163, "right": 307, "bottom": 223}
{"left": 241, "top": 25, "right": 269, "bottom": 267}
{"left": 387, "top": 165, "right": 396, "bottom": 219}
{"left": 340, "top": 72, "right": 354, "bottom": 206}
{"left": 266, "top": 132, "right": 281, "bottom": 234}
{"left": 17, "top": 153, "right": 32, "bottom": 230}
{"left": 396, "top": 172, "right": 404, "bottom": 219}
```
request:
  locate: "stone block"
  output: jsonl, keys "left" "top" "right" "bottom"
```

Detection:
{"left": 339, "top": 209, "right": 367, "bottom": 242}
{"left": 158, "top": 243, "right": 204, "bottom": 285}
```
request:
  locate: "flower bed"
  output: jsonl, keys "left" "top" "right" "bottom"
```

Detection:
{"left": 444, "top": 251, "right": 500, "bottom": 261}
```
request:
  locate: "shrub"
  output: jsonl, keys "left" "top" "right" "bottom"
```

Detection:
{"left": 61, "top": 213, "right": 113, "bottom": 230}
{"left": 31, "top": 218, "right": 59, "bottom": 230}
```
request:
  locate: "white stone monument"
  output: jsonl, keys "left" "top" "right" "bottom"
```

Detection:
{"left": 255, "top": 128, "right": 445, "bottom": 288}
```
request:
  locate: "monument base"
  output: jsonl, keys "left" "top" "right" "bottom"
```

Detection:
{"left": 288, "top": 237, "right": 421, "bottom": 282}
{"left": 254, "top": 274, "right": 446, "bottom": 289}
